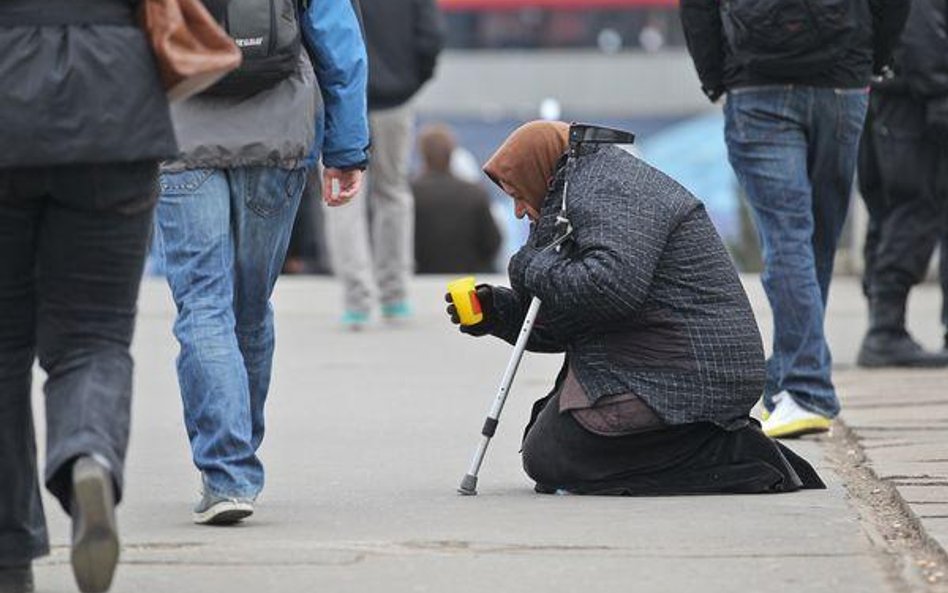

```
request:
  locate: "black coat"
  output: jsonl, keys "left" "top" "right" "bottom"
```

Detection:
{"left": 680, "top": 0, "right": 909, "bottom": 97}
{"left": 860, "top": 0, "right": 948, "bottom": 204}
{"left": 490, "top": 145, "right": 766, "bottom": 429}
{"left": 877, "top": 0, "right": 948, "bottom": 99}
{"left": 412, "top": 172, "right": 501, "bottom": 274}
{"left": 360, "top": 0, "right": 443, "bottom": 110}
{"left": 0, "top": 0, "right": 177, "bottom": 167}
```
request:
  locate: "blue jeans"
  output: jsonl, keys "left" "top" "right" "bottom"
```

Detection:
{"left": 156, "top": 166, "right": 306, "bottom": 498}
{"left": 724, "top": 86, "right": 868, "bottom": 418}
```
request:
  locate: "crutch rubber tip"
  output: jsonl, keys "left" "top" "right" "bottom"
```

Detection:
{"left": 458, "top": 474, "right": 478, "bottom": 496}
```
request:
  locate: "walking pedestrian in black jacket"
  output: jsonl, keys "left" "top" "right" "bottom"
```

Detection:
{"left": 856, "top": 0, "right": 948, "bottom": 367}
{"left": 0, "top": 1, "right": 177, "bottom": 591}
{"left": 447, "top": 121, "right": 823, "bottom": 496}
{"left": 681, "top": 0, "right": 909, "bottom": 438}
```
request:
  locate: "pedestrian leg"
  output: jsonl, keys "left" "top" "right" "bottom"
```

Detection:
{"left": 368, "top": 104, "right": 416, "bottom": 315}
{"left": 0, "top": 171, "right": 48, "bottom": 569}
{"left": 230, "top": 166, "right": 306, "bottom": 452}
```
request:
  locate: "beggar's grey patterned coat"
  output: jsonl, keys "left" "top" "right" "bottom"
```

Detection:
{"left": 490, "top": 143, "right": 766, "bottom": 430}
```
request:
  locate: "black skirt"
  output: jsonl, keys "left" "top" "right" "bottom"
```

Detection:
{"left": 521, "top": 392, "right": 825, "bottom": 496}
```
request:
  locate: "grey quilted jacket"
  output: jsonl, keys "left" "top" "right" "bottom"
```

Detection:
{"left": 490, "top": 144, "right": 765, "bottom": 429}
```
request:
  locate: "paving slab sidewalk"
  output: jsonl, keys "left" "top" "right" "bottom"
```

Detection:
{"left": 749, "top": 274, "right": 948, "bottom": 588}
{"left": 836, "top": 369, "right": 948, "bottom": 557}
{"left": 24, "top": 276, "right": 932, "bottom": 593}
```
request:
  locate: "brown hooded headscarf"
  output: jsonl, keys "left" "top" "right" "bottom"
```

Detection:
{"left": 483, "top": 121, "right": 570, "bottom": 209}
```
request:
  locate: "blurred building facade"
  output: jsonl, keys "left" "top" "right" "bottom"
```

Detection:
{"left": 419, "top": 0, "right": 748, "bottom": 266}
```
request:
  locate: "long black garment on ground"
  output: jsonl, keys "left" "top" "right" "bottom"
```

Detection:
{"left": 521, "top": 389, "right": 825, "bottom": 496}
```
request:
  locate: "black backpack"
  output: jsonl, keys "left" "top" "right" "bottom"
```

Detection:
{"left": 720, "top": 0, "right": 859, "bottom": 78}
{"left": 201, "top": 0, "right": 304, "bottom": 97}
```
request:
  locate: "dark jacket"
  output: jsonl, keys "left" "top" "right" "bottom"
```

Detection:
{"left": 164, "top": 0, "right": 369, "bottom": 171}
{"left": 490, "top": 145, "right": 766, "bottom": 429}
{"left": 0, "top": 0, "right": 177, "bottom": 167}
{"left": 680, "top": 0, "right": 909, "bottom": 98}
{"left": 361, "top": 0, "right": 443, "bottom": 110}
{"left": 875, "top": 0, "right": 948, "bottom": 99}
{"left": 412, "top": 172, "right": 502, "bottom": 274}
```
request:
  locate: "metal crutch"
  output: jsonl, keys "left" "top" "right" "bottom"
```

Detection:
{"left": 458, "top": 295, "right": 543, "bottom": 496}
{"left": 457, "top": 223, "right": 573, "bottom": 496}
{"left": 457, "top": 123, "right": 636, "bottom": 495}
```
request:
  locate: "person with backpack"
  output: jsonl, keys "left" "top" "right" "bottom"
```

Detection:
{"left": 681, "top": 0, "right": 909, "bottom": 438}
{"left": 0, "top": 1, "right": 177, "bottom": 591}
{"left": 323, "top": 0, "right": 444, "bottom": 329}
{"left": 154, "top": 0, "right": 369, "bottom": 525}
{"left": 856, "top": 0, "right": 948, "bottom": 368}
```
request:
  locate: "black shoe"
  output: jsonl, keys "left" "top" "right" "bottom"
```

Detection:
{"left": 70, "top": 457, "right": 119, "bottom": 593}
{"left": 0, "top": 565, "right": 33, "bottom": 593}
{"left": 534, "top": 483, "right": 558, "bottom": 494}
{"left": 857, "top": 331, "right": 948, "bottom": 368}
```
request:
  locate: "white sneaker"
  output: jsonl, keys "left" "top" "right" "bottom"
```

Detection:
{"left": 761, "top": 392, "right": 831, "bottom": 438}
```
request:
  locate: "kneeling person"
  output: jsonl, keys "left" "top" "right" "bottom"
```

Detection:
{"left": 447, "top": 121, "right": 823, "bottom": 495}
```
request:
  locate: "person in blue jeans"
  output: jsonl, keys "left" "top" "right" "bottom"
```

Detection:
{"left": 155, "top": 0, "right": 369, "bottom": 525}
{"left": 681, "top": 0, "right": 909, "bottom": 438}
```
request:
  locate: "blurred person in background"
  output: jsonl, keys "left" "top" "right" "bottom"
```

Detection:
{"left": 154, "top": 0, "right": 368, "bottom": 526}
{"left": 0, "top": 0, "right": 177, "bottom": 591}
{"left": 681, "top": 0, "right": 909, "bottom": 438}
{"left": 284, "top": 169, "right": 331, "bottom": 275}
{"left": 413, "top": 124, "right": 502, "bottom": 274}
{"left": 323, "top": 0, "right": 444, "bottom": 329}
{"left": 857, "top": 0, "right": 948, "bottom": 368}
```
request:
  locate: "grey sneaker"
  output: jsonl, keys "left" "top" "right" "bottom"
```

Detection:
{"left": 193, "top": 489, "right": 254, "bottom": 525}
{"left": 70, "top": 456, "right": 119, "bottom": 593}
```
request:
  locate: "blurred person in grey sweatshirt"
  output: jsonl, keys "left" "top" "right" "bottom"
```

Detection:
{"left": 323, "top": 0, "right": 444, "bottom": 328}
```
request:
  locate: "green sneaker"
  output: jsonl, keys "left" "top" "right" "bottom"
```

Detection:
{"left": 381, "top": 301, "right": 412, "bottom": 322}
{"left": 341, "top": 310, "right": 370, "bottom": 331}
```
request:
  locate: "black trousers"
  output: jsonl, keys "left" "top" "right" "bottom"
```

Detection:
{"left": 858, "top": 93, "right": 947, "bottom": 304}
{"left": 0, "top": 162, "right": 158, "bottom": 566}
{"left": 521, "top": 393, "right": 824, "bottom": 496}
{"left": 286, "top": 167, "right": 331, "bottom": 273}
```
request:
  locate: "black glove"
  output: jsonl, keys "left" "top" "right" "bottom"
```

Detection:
{"left": 445, "top": 284, "right": 495, "bottom": 337}
{"left": 927, "top": 97, "right": 948, "bottom": 144}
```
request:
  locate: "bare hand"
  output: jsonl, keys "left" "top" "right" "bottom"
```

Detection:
{"left": 322, "top": 168, "right": 364, "bottom": 207}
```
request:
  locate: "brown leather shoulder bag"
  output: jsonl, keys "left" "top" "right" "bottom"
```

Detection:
{"left": 138, "top": 0, "right": 242, "bottom": 102}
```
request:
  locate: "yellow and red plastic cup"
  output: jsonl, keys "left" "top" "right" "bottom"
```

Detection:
{"left": 447, "top": 276, "right": 484, "bottom": 326}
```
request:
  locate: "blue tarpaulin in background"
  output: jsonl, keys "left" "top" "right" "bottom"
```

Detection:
{"left": 637, "top": 110, "right": 740, "bottom": 243}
